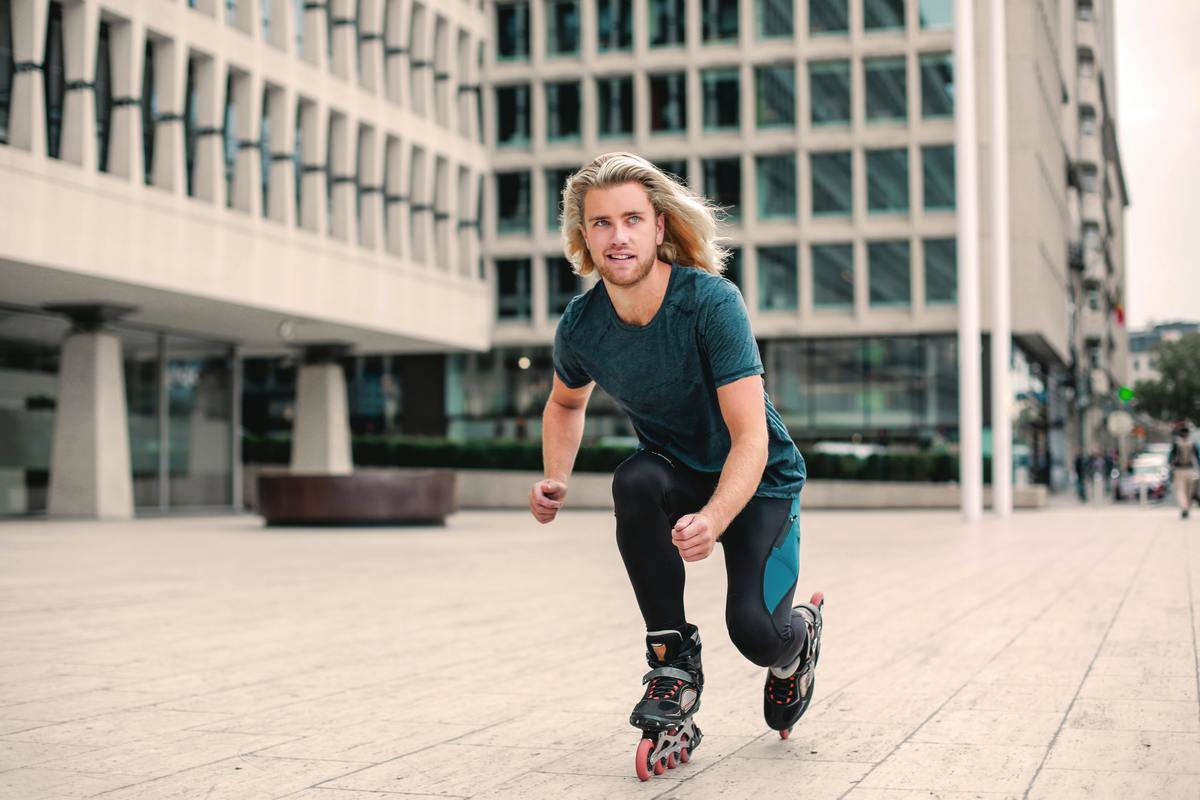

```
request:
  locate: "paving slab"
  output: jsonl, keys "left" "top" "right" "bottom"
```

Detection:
{"left": 1, "top": 503, "right": 1198, "bottom": 799}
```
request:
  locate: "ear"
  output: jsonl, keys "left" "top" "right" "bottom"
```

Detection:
{"left": 655, "top": 213, "right": 665, "bottom": 246}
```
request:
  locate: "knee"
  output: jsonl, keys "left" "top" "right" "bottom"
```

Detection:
{"left": 611, "top": 452, "right": 673, "bottom": 511}
{"left": 726, "top": 613, "right": 785, "bottom": 668}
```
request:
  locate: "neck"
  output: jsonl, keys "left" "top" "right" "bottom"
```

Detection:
{"left": 605, "top": 260, "right": 673, "bottom": 326}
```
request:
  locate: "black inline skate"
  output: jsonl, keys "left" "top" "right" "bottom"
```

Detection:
{"left": 630, "top": 624, "right": 704, "bottom": 781}
{"left": 765, "top": 591, "right": 825, "bottom": 739}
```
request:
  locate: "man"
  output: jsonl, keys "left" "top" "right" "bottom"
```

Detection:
{"left": 527, "top": 153, "right": 822, "bottom": 750}
{"left": 1169, "top": 424, "right": 1200, "bottom": 519}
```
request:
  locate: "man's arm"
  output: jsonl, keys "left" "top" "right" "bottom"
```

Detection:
{"left": 671, "top": 374, "right": 768, "bottom": 561}
{"left": 530, "top": 373, "right": 595, "bottom": 524}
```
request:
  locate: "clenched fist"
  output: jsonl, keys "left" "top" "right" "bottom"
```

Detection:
{"left": 672, "top": 512, "right": 719, "bottom": 562}
{"left": 529, "top": 479, "right": 567, "bottom": 524}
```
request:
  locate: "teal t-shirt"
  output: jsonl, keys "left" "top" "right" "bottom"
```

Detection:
{"left": 553, "top": 263, "right": 806, "bottom": 498}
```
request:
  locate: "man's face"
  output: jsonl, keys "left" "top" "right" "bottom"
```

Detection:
{"left": 579, "top": 182, "right": 665, "bottom": 287}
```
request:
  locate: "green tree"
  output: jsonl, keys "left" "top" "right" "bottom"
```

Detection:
{"left": 1133, "top": 332, "right": 1200, "bottom": 423}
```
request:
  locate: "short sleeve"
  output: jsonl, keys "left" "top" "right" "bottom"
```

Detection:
{"left": 553, "top": 316, "right": 592, "bottom": 388}
{"left": 702, "top": 283, "right": 764, "bottom": 387}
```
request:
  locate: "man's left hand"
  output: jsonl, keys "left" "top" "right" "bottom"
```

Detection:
{"left": 672, "top": 513, "right": 721, "bottom": 562}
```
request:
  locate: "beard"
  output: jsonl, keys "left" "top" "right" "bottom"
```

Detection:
{"left": 594, "top": 248, "right": 657, "bottom": 287}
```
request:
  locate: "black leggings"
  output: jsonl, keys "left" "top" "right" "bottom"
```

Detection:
{"left": 612, "top": 450, "right": 806, "bottom": 669}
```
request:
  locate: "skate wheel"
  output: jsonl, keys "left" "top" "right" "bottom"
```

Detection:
{"left": 653, "top": 757, "right": 666, "bottom": 776}
{"left": 779, "top": 727, "right": 790, "bottom": 740}
{"left": 666, "top": 753, "right": 677, "bottom": 769}
{"left": 809, "top": 591, "right": 824, "bottom": 609}
{"left": 635, "top": 738, "right": 654, "bottom": 782}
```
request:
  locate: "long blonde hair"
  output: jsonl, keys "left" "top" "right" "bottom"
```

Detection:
{"left": 560, "top": 152, "right": 730, "bottom": 277}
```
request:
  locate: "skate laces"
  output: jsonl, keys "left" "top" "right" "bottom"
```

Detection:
{"left": 765, "top": 671, "right": 797, "bottom": 706}
{"left": 645, "top": 676, "right": 684, "bottom": 700}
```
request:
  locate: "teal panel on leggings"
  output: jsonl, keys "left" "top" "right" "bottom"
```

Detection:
{"left": 763, "top": 494, "right": 801, "bottom": 613}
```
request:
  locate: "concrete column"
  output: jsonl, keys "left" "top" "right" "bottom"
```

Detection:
{"left": 291, "top": 347, "right": 353, "bottom": 474}
{"left": 48, "top": 331, "right": 134, "bottom": 519}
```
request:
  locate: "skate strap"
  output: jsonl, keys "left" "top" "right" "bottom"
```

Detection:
{"left": 642, "top": 667, "right": 694, "bottom": 684}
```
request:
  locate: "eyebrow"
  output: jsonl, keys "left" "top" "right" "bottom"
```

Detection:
{"left": 586, "top": 210, "right": 649, "bottom": 223}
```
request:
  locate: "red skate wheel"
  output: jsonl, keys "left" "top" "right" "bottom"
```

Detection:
{"left": 635, "top": 739, "right": 654, "bottom": 782}
{"left": 679, "top": 733, "right": 691, "bottom": 763}
{"left": 779, "top": 727, "right": 790, "bottom": 740}
{"left": 809, "top": 591, "right": 824, "bottom": 608}
{"left": 654, "top": 758, "right": 666, "bottom": 776}
{"left": 666, "top": 753, "right": 677, "bottom": 769}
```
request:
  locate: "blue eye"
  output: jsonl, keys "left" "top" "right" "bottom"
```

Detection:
{"left": 629, "top": 216, "right": 640, "bottom": 224}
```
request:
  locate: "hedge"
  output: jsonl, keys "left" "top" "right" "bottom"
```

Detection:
{"left": 244, "top": 435, "right": 987, "bottom": 483}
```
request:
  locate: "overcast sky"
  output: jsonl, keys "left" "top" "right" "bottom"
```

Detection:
{"left": 1115, "top": 0, "right": 1200, "bottom": 328}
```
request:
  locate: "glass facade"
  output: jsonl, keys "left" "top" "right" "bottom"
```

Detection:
{"left": 755, "top": 64, "right": 795, "bottom": 129}
{"left": 649, "top": 72, "right": 687, "bottom": 134}
{"left": 702, "top": 0, "right": 739, "bottom": 42}
{"left": 496, "top": 1, "right": 530, "bottom": 60}
{"left": 649, "top": 0, "right": 686, "bottom": 47}
{"left": 867, "top": 148, "right": 909, "bottom": 214}
{"left": 496, "top": 170, "right": 531, "bottom": 233}
{"left": 546, "top": 80, "right": 581, "bottom": 140}
{"left": 0, "top": 0, "right": 12, "bottom": 144}
{"left": 809, "top": 0, "right": 849, "bottom": 35}
{"left": 756, "top": 153, "right": 796, "bottom": 219}
{"left": 545, "top": 166, "right": 574, "bottom": 231}
{"left": 810, "top": 60, "right": 851, "bottom": 126}
{"left": 920, "top": 53, "right": 954, "bottom": 119}
{"left": 596, "top": 75, "right": 633, "bottom": 136}
{"left": 496, "top": 258, "right": 533, "bottom": 319}
{"left": 813, "top": 243, "right": 855, "bottom": 308}
{"left": 757, "top": 0, "right": 793, "bottom": 39}
{"left": 811, "top": 151, "right": 852, "bottom": 217}
{"left": 724, "top": 246, "right": 742, "bottom": 289}
{"left": 864, "top": 0, "right": 905, "bottom": 31}
{"left": 95, "top": 22, "right": 113, "bottom": 173}
{"left": 865, "top": 56, "right": 907, "bottom": 122}
{"left": 597, "top": 0, "right": 633, "bottom": 52}
{"left": 546, "top": 0, "right": 580, "bottom": 56}
{"left": 757, "top": 245, "right": 799, "bottom": 311}
{"left": 495, "top": 84, "right": 530, "bottom": 146}
{"left": 919, "top": 0, "right": 953, "bottom": 28}
{"left": 703, "top": 157, "right": 741, "bottom": 221}
{"left": 655, "top": 158, "right": 688, "bottom": 184}
{"left": 702, "top": 68, "right": 740, "bottom": 130}
{"left": 868, "top": 240, "right": 911, "bottom": 307}
{"left": 44, "top": 2, "right": 64, "bottom": 159}
{"left": 924, "top": 237, "right": 956, "bottom": 304}
{"left": 922, "top": 144, "right": 955, "bottom": 210}
{"left": 547, "top": 256, "right": 582, "bottom": 316}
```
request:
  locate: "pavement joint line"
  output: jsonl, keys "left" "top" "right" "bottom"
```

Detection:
{"left": 1187, "top": 528, "right": 1200, "bottom": 734}
{"left": 825, "top": 532, "right": 1134, "bottom": 800}
{"left": 1019, "top": 526, "right": 1164, "bottom": 800}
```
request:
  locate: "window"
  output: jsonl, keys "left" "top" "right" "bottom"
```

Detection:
{"left": 649, "top": 0, "right": 686, "bottom": 46}
{"left": 96, "top": 22, "right": 113, "bottom": 173}
{"left": 496, "top": 258, "right": 533, "bottom": 319}
{"left": 704, "top": 157, "right": 741, "bottom": 220}
{"left": 756, "top": 64, "right": 795, "bottom": 128}
{"left": 655, "top": 159, "right": 688, "bottom": 184}
{"left": 702, "top": 68, "right": 740, "bottom": 130}
{"left": 757, "top": 154, "right": 796, "bottom": 219}
{"left": 1086, "top": 287, "right": 1101, "bottom": 311}
{"left": 596, "top": 75, "right": 633, "bottom": 136}
{"left": 920, "top": 53, "right": 954, "bottom": 118}
{"left": 811, "top": 151, "right": 852, "bottom": 217}
{"left": 1079, "top": 104, "right": 1096, "bottom": 136}
{"left": 924, "top": 238, "right": 955, "bottom": 304}
{"left": 546, "top": 0, "right": 580, "bottom": 56}
{"left": 495, "top": 84, "right": 530, "bottom": 147}
{"left": 757, "top": 245, "right": 799, "bottom": 311}
{"left": 1079, "top": 162, "right": 1098, "bottom": 193}
{"left": 864, "top": 0, "right": 905, "bottom": 31}
{"left": 1078, "top": 48, "right": 1095, "bottom": 79}
{"left": 813, "top": 244, "right": 854, "bottom": 308}
{"left": 545, "top": 166, "right": 575, "bottom": 231}
{"left": 546, "top": 81, "right": 581, "bottom": 140}
{"left": 0, "top": 0, "right": 11, "bottom": 144}
{"left": 918, "top": 0, "right": 952, "bottom": 28}
{"left": 724, "top": 246, "right": 742, "bottom": 288}
{"left": 922, "top": 145, "right": 955, "bottom": 210}
{"left": 1077, "top": 0, "right": 1094, "bottom": 21}
{"left": 809, "top": 0, "right": 848, "bottom": 35}
{"left": 757, "top": 0, "right": 793, "bottom": 39}
{"left": 547, "top": 256, "right": 582, "bottom": 316}
{"left": 597, "top": 0, "right": 633, "bottom": 52}
{"left": 496, "top": 2, "right": 530, "bottom": 60}
{"left": 496, "top": 171, "right": 531, "bottom": 233}
{"left": 44, "top": 1, "right": 65, "bottom": 159}
{"left": 649, "top": 72, "right": 687, "bottom": 134}
{"left": 809, "top": 60, "right": 851, "bottom": 126}
{"left": 865, "top": 56, "right": 907, "bottom": 122}
{"left": 1082, "top": 221, "right": 1101, "bottom": 251}
{"left": 868, "top": 240, "right": 911, "bottom": 307}
{"left": 867, "top": 148, "right": 909, "bottom": 214}
{"left": 702, "top": 0, "right": 739, "bottom": 42}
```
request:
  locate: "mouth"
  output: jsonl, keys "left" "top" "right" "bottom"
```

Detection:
{"left": 606, "top": 253, "right": 637, "bottom": 264}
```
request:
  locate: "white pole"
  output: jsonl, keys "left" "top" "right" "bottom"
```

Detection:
{"left": 956, "top": 0, "right": 983, "bottom": 521}
{"left": 990, "top": 0, "right": 1012, "bottom": 517}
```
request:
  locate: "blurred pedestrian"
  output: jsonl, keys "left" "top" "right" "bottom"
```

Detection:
{"left": 1169, "top": 424, "right": 1200, "bottom": 519}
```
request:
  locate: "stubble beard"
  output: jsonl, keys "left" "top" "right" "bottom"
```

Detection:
{"left": 595, "top": 248, "right": 657, "bottom": 288}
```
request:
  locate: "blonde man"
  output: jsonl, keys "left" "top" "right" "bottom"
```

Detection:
{"left": 527, "top": 153, "right": 823, "bottom": 768}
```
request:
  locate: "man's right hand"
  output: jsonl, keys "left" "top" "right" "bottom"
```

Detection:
{"left": 529, "top": 479, "right": 567, "bottom": 524}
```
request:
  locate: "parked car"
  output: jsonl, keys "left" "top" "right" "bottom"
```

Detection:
{"left": 1114, "top": 453, "right": 1170, "bottom": 502}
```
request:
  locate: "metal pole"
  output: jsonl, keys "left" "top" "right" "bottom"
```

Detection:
{"left": 955, "top": 0, "right": 983, "bottom": 521}
{"left": 990, "top": 0, "right": 1012, "bottom": 516}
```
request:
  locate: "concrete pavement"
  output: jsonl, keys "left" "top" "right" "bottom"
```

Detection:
{"left": 1, "top": 503, "right": 1198, "bottom": 799}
